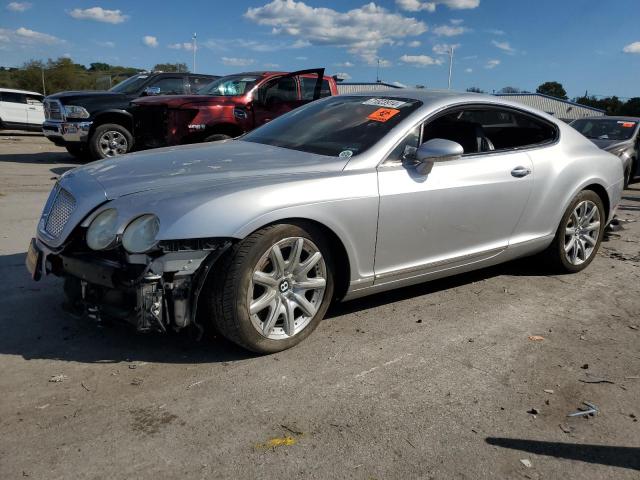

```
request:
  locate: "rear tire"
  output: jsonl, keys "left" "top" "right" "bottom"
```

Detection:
{"left": 624, "top": 165, "right": 632, "bottom": 189}
{"left": 541, "top": 190, "right": 605, "bottom": 273}
{"left": 88, "top": 123, "right": 133, "bottom": 160}
{"left": 202, "top": 223, "right": 334, "bottom": 353}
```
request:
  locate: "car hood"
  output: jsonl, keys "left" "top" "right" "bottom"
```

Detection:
{"left": 46, "top": 90, "right": 127, "bottom": 104}
{"left": 132, "top": 95, "right": 239, "bottom": 108}
{"left": 75, "top": 140, "right": 347, "bottom": 199}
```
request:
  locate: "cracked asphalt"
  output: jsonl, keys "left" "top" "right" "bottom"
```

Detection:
{"left": 0, "top": 132, "right": 639, "bottom": 479}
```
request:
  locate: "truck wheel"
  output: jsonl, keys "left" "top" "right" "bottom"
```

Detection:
{"left": 204, "top": 134, "right": 231, "bottom": 142}
{"left": 203, "top": 223, "right": 334, "bottom": 353}
{"left": 65, "top": 145, "right": 88, "bottom": 160}
{"left": 89, "top": 123, "right": 133, "bottom": 159}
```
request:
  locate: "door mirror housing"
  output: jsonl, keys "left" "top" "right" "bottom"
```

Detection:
{"left": 415, "top": 138, "right": 464, "bottom": 175}
{"left": 142, "top": 86, "right": 161, "bottom": 96}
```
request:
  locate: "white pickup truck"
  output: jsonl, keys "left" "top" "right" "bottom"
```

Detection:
{"left": 0, "top": 88, "right": 45, "bottom": 132}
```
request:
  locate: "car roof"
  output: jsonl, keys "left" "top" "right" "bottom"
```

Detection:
{"left": 0, "top": 88, "right": 44, "bottom": 96}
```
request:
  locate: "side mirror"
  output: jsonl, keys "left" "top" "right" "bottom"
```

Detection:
{"left": 415, "top": 138, "right": 464, "bottom": 175}
{"left": 142, "top": 86, "right": 161, "bottom": 96}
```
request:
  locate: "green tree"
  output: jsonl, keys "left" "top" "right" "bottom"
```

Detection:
{"left": 466, "top": 86, "right": 485, "bottom": 93}
{"left": 619, "top": 97, "right": 640, "bottom": 116}
{"left": 536, "top": 81, "right": 567, "bottom": 100}
{"left": 153, "top": 62, "right": 189, "bottom": 73}
{"left": 89, "top": 62, "right": 112, "bottom": 72}
{"left": 499, "top": 86, "right": 521, "bottom": 94}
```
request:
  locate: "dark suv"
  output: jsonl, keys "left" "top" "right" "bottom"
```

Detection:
{"left": 42, "top": 71, "right": 218, "bottom": 160}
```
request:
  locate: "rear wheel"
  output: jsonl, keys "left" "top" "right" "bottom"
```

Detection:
{"left": 624, "top": 165, "right": 632, "bottom": 189}
{"left": 203, "top": 224, "right": 334, "bottom": 353}
{"left": 542, "top": 190, "right": 605, "bottom": 273}
{"left": 89, "top": 123, "right": 133, "bottom": 160}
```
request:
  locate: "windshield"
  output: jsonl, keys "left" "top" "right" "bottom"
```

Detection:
{"left": 571, "top": 118, "right": 638, "bottom": 141}
{"left": 242, "top": 96, "right": 423, "bottom": 157}
{"left": 197, "top": 75, "right": 260, "bottom": 96}
{"left": 109, "top": 74, "right": 149, "bottom": 94}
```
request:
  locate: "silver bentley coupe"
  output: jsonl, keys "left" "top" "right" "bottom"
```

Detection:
{"left": 27, "top": 90, "right": 624, "bottom": 353}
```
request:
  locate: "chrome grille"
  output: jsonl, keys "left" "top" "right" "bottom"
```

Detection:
{"left": 44, "top": 187, "right": 76, "bottom": 238}
{"left": 44, "top": 99, "right": 64, "bottom": 121}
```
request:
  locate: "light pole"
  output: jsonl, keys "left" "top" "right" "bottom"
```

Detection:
{"left": 41, "top": 66, "right": 46, "bottom": 95}
{"left": 447, "top": 45, "right": 455, "bottom": 90}
{"left": 192, "top": 33, "right": 197, "bottom": 73}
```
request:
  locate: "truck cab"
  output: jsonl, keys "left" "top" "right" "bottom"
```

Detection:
{"left": 41, "top": 71, "right": 218, "bottom": 160}
{"left": 131, "top": 68, "right": 337, "bottom": 149}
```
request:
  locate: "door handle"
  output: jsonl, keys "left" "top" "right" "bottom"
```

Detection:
{"left": 511, "top": 166, "right": 531, "bottom": 178}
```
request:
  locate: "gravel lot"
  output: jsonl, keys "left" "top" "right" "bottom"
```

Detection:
{"left": 0, "top": 132, "right": 639, "bottom": 480}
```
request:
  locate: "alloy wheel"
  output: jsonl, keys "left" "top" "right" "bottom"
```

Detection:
{"left": 99, "top": 131, "right": 128, "bottom": 157}
{"left": 564, "top": 200, "right": 601, "bottom": 266}
{"left": 248, "top": 237, "right": 327, "bottom": 340}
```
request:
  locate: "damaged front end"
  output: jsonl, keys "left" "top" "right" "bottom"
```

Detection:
{"left": 30, "top": 234, "right": 230, "bottom": 333}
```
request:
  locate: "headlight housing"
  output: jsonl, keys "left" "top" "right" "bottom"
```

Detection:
{"left": 122, "top": 215, "right": 160, "bottom": 253}
{"left": 86, "top": 209, "right": 119, "bottom": 250}
{"left": 64, "top": 105, "right": 90, "bottom": 119}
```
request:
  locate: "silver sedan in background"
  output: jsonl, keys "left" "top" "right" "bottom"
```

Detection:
{"left": 27, "top": 90, "right": 624, "bottom": 353}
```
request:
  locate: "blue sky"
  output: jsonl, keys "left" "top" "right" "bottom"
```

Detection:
{"left": 1, "top": 0, "right": 639, "bottom": 98}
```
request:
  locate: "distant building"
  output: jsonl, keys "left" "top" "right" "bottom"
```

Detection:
{"left": 336, "top": 82, "right": 401, "bottom": 95}
{"left": 495, "top": 93, "right": 605, "bottom": 122}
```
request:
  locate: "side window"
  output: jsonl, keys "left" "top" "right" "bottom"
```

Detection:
{"left": 1, "top": 92, "right": 27, "bottom": 104}
{"left": 188, "top": 76, "right": 210, "bottom": 93}
{"left": 299, "top": 77, "right": 332, "bottom": 100}
{"left": 423, "top": 107, "right": 557, "bottom": 154}
{"left": 384, "top": 125, "right": 422, "bottom": 163}
{"left": 148, "top": 77, "right": 185, "bottom": 95}
{"left": 261, "top": 76, "right": 298, "bottom": 105}
{"left": 25, "top": 94, "right": 44, "bottom": 105}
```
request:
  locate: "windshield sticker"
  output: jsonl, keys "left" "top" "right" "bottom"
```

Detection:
{"left": 362, "top": 98, "right": 406, "bottom": 108}
{"left": 367, "top": 108, "right": 400, "bottom": 123}
{"left": 339, "top": 150, "right": 353, "bottom": 159}
{"left": 618, "top": 121, "right": 637, "bottom": 128}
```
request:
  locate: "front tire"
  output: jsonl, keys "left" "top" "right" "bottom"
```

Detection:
{"left": 88, "top": 123, "right": 133, "bottom": 160}
{"left": 203, "top": 224, "right": 334, "bottom": 353}
{"left": 542, "top": 190, "right": 605, "bottom": 273}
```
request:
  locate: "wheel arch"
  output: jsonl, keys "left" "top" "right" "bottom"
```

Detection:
{"left": 90, "top": 110, "right": 134, "bottom": 136}
{"left": 202, "top": 122, "right": 245, "bottom": 140}
{"left": 582, "top": 183, "right": 610, "bottom": 221}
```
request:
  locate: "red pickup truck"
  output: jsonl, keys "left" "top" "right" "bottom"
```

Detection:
{"left": 131, "top": 68, "right": 337, "bottom": 148}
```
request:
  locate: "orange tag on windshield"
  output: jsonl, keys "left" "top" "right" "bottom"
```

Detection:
{"left": 367, "top": 108, "right": 400, "bottom": 122}
{"left": 621, "top": 122, "right": 636, "bottom": 128}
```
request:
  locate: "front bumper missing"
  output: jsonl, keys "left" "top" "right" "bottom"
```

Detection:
{"left": 28, "top": 237, "right": 230, "bottom": 333}
{"left": 42, "top": 120, "right": 92, "bottom": 144}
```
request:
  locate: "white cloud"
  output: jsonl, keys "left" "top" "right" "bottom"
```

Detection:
{"left": 433, "top": 43, "right": 459, "bottom": 55}
{"left": 408, "top": 40, "right": 421, "bottom": 47}
{"left": 4, "top": 27, "right": 64, "bottom": 44}
{"left": 492, "top": 39, "right": 515, "bottom": 54}
{"left": 69, "top": 7, "right": 128, "bottom": 24}
{"left": 168, "top": 42, "right": 194, "bottom": 51}
{"left": 263, "top": 63, "right": 280, "bottom": 68}
{"left": 335, "top": 72, "right": 352, "bottom": 80}
{"left": 142, "top": 35, "right": 158, "bottom": 48}
{"left": 7, "top": 2, "right": 31, "bottom": 12}
{"left": 623, "top": 41, "right": 640, "bottom": 54}
{"left": 396, "top": 0, "right": 479, "bottom": 12}
{"left": 486, "top": 28, "right": 505, "bottom": 35}
{"left": 334, "top": 61, "right": 354, "bottom": 67}
{"left": 244, "top": 0, "right": 426, "bottom": 65}
{"left": 465, "top": 68, "right": 472, "bottom": 73}
{"left": 221, "top": 57, "right": 255, "bottom": 66}
{"left": 399, "top": 54, "right": 443, "bottom": 66}
{"left": 202, "top": 37, "right": 307, "bottom": 53}
{"left": 485, "top": 59, "right": 500, "bottom": 69}
{"left": 450, "top": 18, "right": 464, "bottom": 24}
{"left": 96, "top": 40, "right": 115, "bottom": 48}
{"left": 433, "top": 24, "right": 467, "bottom": 36}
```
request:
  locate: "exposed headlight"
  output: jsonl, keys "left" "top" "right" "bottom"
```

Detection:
{"left": 122, "top": 215, "right": 160, "bottom": 253}
{"left": 86, "top": 209, "right": 119, "bottom": 250}
{"left": 64, "top": 105, "right": 90, "bottom": 119}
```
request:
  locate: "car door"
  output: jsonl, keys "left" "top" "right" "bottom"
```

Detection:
{"left": 0, "top": 92, "right": 28, "bottom": 125}
{"left": 252, "top": 69, "right": 325, "bottom": 127}
{"left": 374, "top": 107, "right": 535, "bottom": 282}
{"left": 25, "top": 94, "right": 45, "bottom": 126}
{"left": 143, "top": 76, "right": 187, "bottom": 96}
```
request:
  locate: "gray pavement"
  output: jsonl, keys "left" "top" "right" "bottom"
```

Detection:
{"left": 0, "top": 131, "right": 638, "bottom": 479}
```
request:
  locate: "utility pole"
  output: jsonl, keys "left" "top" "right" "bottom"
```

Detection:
{"left": 448, "top": 45, "right": 455, "bottom": 90}
{"left": 376, "top": 59, "right": 380, "bottom": 83}
{"left": 192, "top": 33, "right": 197, "bottom": 73}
